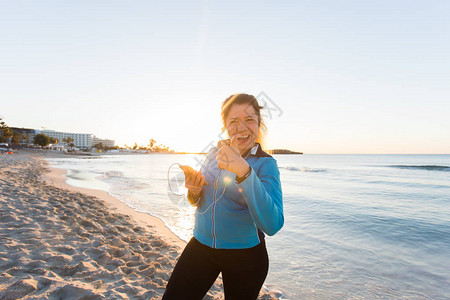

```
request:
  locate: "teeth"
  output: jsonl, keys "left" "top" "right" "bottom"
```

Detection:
{"left": 238, "top": 135, "right": 249, "bottom": 140}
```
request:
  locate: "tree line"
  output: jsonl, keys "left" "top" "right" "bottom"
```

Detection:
{"left": 1, "top": 118, "right": 172, "bottom": 152}
{"left": 122, "top": 139, "right": 172, "bottom": 152}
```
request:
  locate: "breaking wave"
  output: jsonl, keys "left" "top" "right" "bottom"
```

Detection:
{"left": 388, "top": 165, "right": 450, "bottom": 172}
{"left": 280, "top": 166, "right": 326, "bottom": 172}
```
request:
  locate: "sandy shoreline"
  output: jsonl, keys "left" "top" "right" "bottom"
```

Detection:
{"left": 42, "top": 158, "right": 187, "bottom": 252}
{"left": 0, "top": 151, "right": 277, "bottom": 299}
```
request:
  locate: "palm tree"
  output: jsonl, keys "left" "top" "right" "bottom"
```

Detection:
{"left": 148, "top": 139, "right": 156, "bottom": 150}
{"left": 0, "top": 118, "right": 13, "bottom": 142}
{"left": 62, "top": 137, "right": 74, "bottom": 151}
{"left": 12, "top": 132, "right": 22, "bottom": 145}
{"left": 94, "top": 143, "right": 104, "bottom": 151}
{"left": 62, "top": 137, "right": 74, "bottom": 147}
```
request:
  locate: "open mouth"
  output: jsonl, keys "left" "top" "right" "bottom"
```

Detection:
{"left": 237, "top": 134, "right": 250, "bottom": 143}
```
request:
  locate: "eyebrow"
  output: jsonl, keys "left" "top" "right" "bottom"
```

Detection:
{"left": 228, "top": 114, "right": 257, "bottom": 120}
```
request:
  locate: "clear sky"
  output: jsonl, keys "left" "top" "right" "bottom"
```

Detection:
{"left": 1, "top": 0, "right": 449, "bottom": 153}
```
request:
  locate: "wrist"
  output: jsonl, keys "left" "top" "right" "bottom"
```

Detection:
{"left": 235, "top": 161, "right": 250, "bottom": 178}
{"left": 236, "top": 165, "right": 251, "bottom": 182}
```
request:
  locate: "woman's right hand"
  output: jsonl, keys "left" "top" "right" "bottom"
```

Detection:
{"left": 179, "top": 165, "right": 209, "bottom": 203}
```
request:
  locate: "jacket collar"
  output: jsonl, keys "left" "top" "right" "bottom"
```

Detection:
{"left": 245, "top": 143, "right": 272, "bottom": 158}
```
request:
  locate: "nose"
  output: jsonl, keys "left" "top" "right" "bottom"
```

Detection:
{"left": 236, "top": 119, "right": 247, "bottom": 132}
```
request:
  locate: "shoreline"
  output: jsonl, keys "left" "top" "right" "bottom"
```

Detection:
{"left": 41, "top": 153, "right": 282, "bottom": 298}
{"left": 42, "top": 159, "right": 187, "bottom": 253}
{"left": 0, "top": 151, "right": 278, "bottom": 299}
{"left": 0, "top": 151, "right": 226, "bottom": 299}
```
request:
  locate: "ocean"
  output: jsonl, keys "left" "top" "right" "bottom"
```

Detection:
{"left": 46, "top": 153, "right": 450, "bottom": 299}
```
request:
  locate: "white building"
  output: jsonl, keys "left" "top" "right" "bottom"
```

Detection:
{"left": 35, "top": 129, "right": 94, "bottom": 150}
{"left": 93, "top": 136, "right": 115, "bottom": 148}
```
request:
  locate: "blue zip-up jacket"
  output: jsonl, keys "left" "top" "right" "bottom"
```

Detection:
{"left": 192, "top": 143, "right": 284, "bottom": 249}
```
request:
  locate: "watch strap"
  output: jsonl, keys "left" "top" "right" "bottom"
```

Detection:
{"left": 236, "top": 167, "right": 251, "bottom": 184}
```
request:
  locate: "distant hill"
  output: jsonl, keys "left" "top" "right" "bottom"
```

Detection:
{"left": 269, "top": 149, "right": 303, "bottom": 154}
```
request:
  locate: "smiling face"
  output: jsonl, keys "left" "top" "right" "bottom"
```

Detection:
{"left": 225, "top": 103, "right": 259, "bottom": 156}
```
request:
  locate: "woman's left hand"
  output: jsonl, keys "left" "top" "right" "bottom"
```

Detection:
{"left": 216, "top": 134, "right": 250, "bottom": 178}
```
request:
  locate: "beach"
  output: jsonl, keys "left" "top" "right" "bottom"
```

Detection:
{"left": 2, "top": 151, "right": 449, "bottom": 299}
{"left": 0, "top": 152, "right": 277, "bottom": 299}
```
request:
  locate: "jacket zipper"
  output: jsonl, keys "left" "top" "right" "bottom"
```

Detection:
{"left": 210, "top": 148, "right": 254, "bottom": 248}
{"left": 212, "top": 155, "right": 250, "bottom": 248}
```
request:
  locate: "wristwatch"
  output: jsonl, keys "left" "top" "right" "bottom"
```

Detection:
{"left": 236, "top": 166, "right": 251, "bottom": 184}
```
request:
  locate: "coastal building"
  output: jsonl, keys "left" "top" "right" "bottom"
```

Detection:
{"left": 9, "top": 127, "right": 36, "bottom": 144}
{"left": 4, "top": 126, "right": 115, "bottom": 150}
{"left": 92, "top": 136, "right": 115, "bottom": 148}
{"left": 36, "top": 129, "right": 94, "bottom": 150}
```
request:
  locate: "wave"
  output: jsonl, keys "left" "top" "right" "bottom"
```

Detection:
{"left": 280, "top": 166, "right": 326, "bottom": 172}
{"left": 388, "top": 165, "right": 450, "bottom": 171}
{"left": 99, "top": 171, "right": 150, "bottom": 191}
{"left": 101, "top": 171, "right": 123, "bottom": 178}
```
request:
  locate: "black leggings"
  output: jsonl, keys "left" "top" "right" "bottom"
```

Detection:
{"left": 163, "top": 237, "right": 269, "bottom": 300}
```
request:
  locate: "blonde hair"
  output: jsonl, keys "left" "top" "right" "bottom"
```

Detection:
{"left": 221, "top": 93, "right": 267, "bottom": 150}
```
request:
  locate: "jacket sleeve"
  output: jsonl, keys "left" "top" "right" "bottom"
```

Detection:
{"left": 237, "top": 158, "right": 284, "bottom": 236}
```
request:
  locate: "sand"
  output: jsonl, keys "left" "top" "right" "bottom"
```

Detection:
{"left": 0, "top": 151, "right": 278, "bottom": 299}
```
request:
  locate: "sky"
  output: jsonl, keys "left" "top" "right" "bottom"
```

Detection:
{"left": 1, "top": 0, "right": 449, "bottom": 154}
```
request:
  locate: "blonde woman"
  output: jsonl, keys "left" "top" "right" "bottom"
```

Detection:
{"left": 163, "top": 93, "right": 284, "bottom": 299}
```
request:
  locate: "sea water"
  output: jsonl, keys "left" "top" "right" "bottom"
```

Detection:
{"left": 46, "top": 154, "right": 450, "bottom": 299}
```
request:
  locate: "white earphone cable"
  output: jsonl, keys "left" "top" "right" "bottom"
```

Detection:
{"left": 167, "top": 148, "right": 228, "bottom": 213}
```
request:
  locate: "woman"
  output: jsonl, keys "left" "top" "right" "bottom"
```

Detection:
{"left": 163, "top": 93, "right": 284, "bottom": 299}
